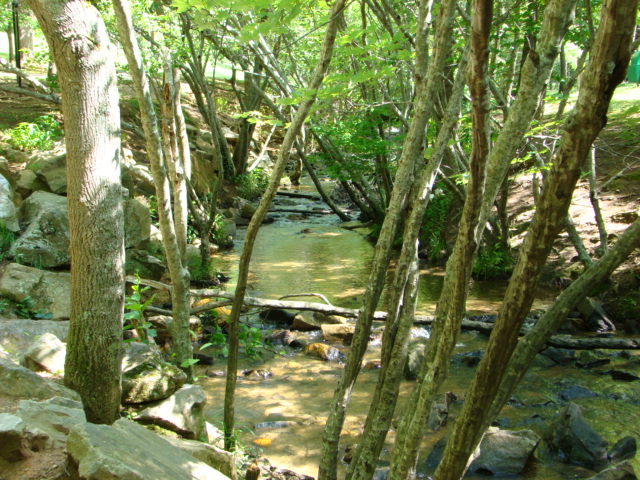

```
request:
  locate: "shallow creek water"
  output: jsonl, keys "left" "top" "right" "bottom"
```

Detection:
{"left": 201, "top": 182, "right": 640, "bottom": 479}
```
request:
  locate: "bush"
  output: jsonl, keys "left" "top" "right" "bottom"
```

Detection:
{"left": 5, "top": 115, "right": 63, "bottom": 151}
{"left": 234, "top": 168, "right": 269, "bottom": 200}
{"left": 472, "top": 242, "right": 514, "bottom": 280}
{"left": 419, "top": 186, "right": 453, "bottom": 263}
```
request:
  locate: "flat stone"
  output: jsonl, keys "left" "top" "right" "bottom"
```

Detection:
{"left": 163, "top": 436, "right": 237, "bottom": 480}
{"left": 17, "top": 396, "right": 85, "bottom": 448}
{"left": 0, "top": 357, "right": 79, "bottom": 401}
{"left": 67, "top": 418, "right": 230, "bottom": 480}
{"left": 321, "top": 324, "right": 355, "bottom": 344}
{"left": 0, "top": 319, "right": 69, "bottom": 356}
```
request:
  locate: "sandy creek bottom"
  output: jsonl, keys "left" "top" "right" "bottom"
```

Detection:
{"left": 201, "top": 186, "right": 640, "bottom": 479}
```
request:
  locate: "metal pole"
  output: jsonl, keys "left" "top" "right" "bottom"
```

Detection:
{"left": 12, "top": 0, "right": 21, "bottom": 87}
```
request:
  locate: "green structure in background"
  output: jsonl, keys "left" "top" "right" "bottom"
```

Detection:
{"left": 627, "top": 51, "right": 640, "bottom": 83}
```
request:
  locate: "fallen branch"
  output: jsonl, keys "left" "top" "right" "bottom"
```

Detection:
{"left": 127, "top": 276, "right": 640, "bottom": 349}
{"left": 0, "top": 59, "right": 54, "bottom": 95}
{"left": 276, "top": 191, "right": 322, "bottom": 200}
{"left": 269, "top": 208, "right": 333, "bottom": 215}
{"left": 278, "top": 293, "right": 333, "bottom": 305}
{"left": 0, "top": 84, "right": 61, "bottom": 104}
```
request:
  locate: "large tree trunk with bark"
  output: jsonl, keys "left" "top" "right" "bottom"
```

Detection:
{"left": 433, "top": 0, "right": 638, "bottom": 476}
{"left": 223, "top": 0, "right": 347, "bottom": 451}
{"left": 28, "top": 0, "right": 125, "bottom": 425}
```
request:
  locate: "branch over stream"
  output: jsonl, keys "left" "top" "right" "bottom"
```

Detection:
{"left": 128, "top": 275, "right": 640, "bottom": 350}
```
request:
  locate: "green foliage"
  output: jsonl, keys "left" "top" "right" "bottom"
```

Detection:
{"left": 202, "top": 321, "right": 265, "bottom": 360}
{"left": 4, "top": 115, "right": 63, "bottom": 151}
{"left": 0, "top": 222, "right": 15, "bottom": 261}
{"left": 472, "top": 242, "right": 514, "bottom": 280}
{"left": 419, "top": 186, "right": 453, "bottom": 264}
{"left": 124, "top": 275, "right": 157, "bottom": 343}
{"left": 8, "top": 295, "right": 52, "bottom": 320}
{"left": 235, "top": 168, "right": 269, "bottom": 200}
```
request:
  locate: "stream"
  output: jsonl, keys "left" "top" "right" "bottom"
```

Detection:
{"left": 200, "top": 180, "right": 640, "bottom": 479}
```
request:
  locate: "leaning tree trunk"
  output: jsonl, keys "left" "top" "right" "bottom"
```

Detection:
{"left": 223, "top": 0, "right": 348, "bottom": 451}
{"left": 318, "top": 1, "right": 456, "bottom": 477}
{"left": 433, "top": 0, "right": 638, "bottom": 476}
{"left": 388, "top": 0, "right": 493, "bottom": 475}
{"left": 28, "top": 0, "right": 124, "bottom": 425}
{"left": 112, "top": 0, "right": 193, "bottom": 376}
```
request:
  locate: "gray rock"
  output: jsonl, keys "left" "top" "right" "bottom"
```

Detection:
{"left": 23, "top": 332, "right": 66, "bottom": 373}
{"left": 586, "top": 461, "right": 638, "bottom": 480}
{"left": 28, "top": 152, "right": 67, "bottom": 194}
{"left": 10, "top": 191, "right": 70, "bottom": 267}
{"left": 404, "top": 337, "right": 428, "bottom": 380}
{"left": 0, "top": 356, "right": 79, "bottom": 401}
{"left": 121, "top": 342, "right": 187, "bottom": 404}
{"left": 0, "top": 263, "right": 71, "bottom": 318}
{"left": 135, "top": 384, "right": 207, "bottom": 440}
{"left": 0, "top": 413, "right": 29, "bottom": 462}
{"left": 303, "top": 343, "right": 345, "bottom": 362}
{"left": 67, "top": 418, "right": 230, "bottom": 480}
{"left": 15, "top": 169, "right": 46, "bottom": 197}
{"left": 0, "top": 319, "right": 69, "bottom": 356}
{"left": 124, "top": 198, "right": 151, "bottom": 248}
{"left": 17, "top": 396, "right": 85, "bottom": 448}
{"left": 0, "top": 174, "right": 18, "bottom": 232}
{"left": 291, "top": 312, "right": 322, "bottom": 331}
{"left": 125, "top": 249, "right": 165, "bottom": 280}
{"left": 163, "top": 436, "right": 238, "bottom": 480}
{"left": 469, "top": 427, "right": 540, "bottom": 476}
{"left": 553, "top": 403, "right": 609, "bottom": 470}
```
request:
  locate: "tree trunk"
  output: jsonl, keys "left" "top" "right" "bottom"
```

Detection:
{"left": 318, "top": 0, "right": 455, "bottom": 477}
{"left": 112, "top": 0, "right": 193, "bottom": 377}
{"left": 223, "top": 0, "right": 347, "bottom": 451}
{"left": 389, "top": 0, "right": 493, "bottom": 475}
{"left": 28, "top": 0, "right": 124, "bottom": 425}
{"left": 434, "top": 0, "right": 638, "bottom": 476}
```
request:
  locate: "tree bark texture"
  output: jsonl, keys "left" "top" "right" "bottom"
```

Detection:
{"left": 433, "top": 0, "right": 638, "bottom": 476}
{"left": 112, "top": 0, "right": 193, "bottom": 376}
{"left": 388, "top": 0, "right": 493, "bottom": 475}
{"left": 318, "top": 1, "right": 456, "bottom": 477}
{"left": 28, "top": 0, "right": 125, "bottom": 425}
{"left": 223, "top": 0, "right": 347, "bottom": 451}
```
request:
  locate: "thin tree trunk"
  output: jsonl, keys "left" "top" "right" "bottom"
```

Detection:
{"left": 112, "top": 0, "right": 193, "bottom": 377}
{"left": 318, "top": 1, "right": 454, "bottom": 476}
{"left": 345, "top": 47, "right": 469, "bottom": 480}
{"left": 223, "top": 0, "right": 347, "bottom": 451}
{"left": 434, "top": 1, "right": 638, "bottom": 476}
{"left": 588, "top": 146, "right": 609, "bottom": 253}
{"left": 389, "top": 0, "right": 493, "bottom": 475}
{"left": 28, "top": 0, "right": 124, "bottom": 425}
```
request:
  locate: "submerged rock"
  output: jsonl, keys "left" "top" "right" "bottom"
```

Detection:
{"left": 303, "top": 343, "right": 345, "bottom": 362}
{"left": 552, "top": 403, "right": 609, "bottom": 470}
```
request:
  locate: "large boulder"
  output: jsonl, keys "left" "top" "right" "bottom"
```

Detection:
{"left": 66, "top": 418, "right": 230, "bottom": 480}
{"left": 0, "top": 174, "right": 18, "bottom": 232}
{"left": 17, "top": 396, "right": 86, "bottom": 448}
{"left": 135, "top": 384, "right": 207, "bottom": 440}
{"left": 10, "top": 191, "right": 70, "bottom": 268}
{"left": 0, "top": 413, "right": 29, "bottom": 462}
{"left": 0, "top": 356, "right": 79, "bottom": 401}
{"left": 121, "top": 342, "right": 187, "bottom": 404}
{"left": 0, "top": 263, "right": 71, "bottom": 319}
{"left": 163, "top": 436, "right": 238, "bottom": 480}
{"left": 124, "top": 198, "right": 151, "bottom": 248}
{"left": 303, "top": 343, "right": 345, "bottom": 362}
{"left": 468, "top": 427, "right": 540, "bottom": 476}
{"left": 552, "top": 403, "right": 609, "bottom": 470}
{"left": 28, "top": 152, "right": 67, "bottom": 194}
{"left": 586, "top": 461, "right": 638, "bottom": 480}
{"left": 0, "top": 319, "right": 69, "bottom": 356}
{"left": 22, "top": 332, "right": 66, "bottom": 373}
